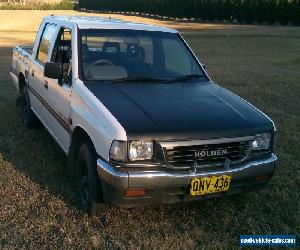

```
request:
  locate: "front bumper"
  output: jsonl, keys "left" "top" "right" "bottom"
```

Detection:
{"left": 97, "top": 154, "right": 277, "bottom": 207}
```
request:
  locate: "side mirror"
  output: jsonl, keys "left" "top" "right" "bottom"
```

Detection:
{"left": 44, "top": 62, "right": 62, "bottom": 79}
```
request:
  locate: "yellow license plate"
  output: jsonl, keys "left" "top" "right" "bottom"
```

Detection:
{"left": 190, "top": 175, "right": 232, "bottom": 196}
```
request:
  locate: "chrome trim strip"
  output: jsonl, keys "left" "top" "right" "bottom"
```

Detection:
{"left": 159, "top": 136, "right": 254, "bottom": 148}
{"left": 131, "top": 155, "right": 276, "bottom": 177}
{"left": 96, "top": 154, "right": 277, "bottom": 189}
{"left": 115, "top": 162, "right": 165, "bottom": 168}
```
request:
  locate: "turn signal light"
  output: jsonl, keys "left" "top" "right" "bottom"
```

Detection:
{"left": 124, "top": 188, "right": 146, "bottom": 197}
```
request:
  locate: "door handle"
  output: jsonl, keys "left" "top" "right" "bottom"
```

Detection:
{"left": 31, "top": 70, "right": 35, "bottom": 77}
{"left": 44, "top": 80, "right": 48, "bottom": 89}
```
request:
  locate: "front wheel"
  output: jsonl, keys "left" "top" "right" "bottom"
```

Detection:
{"left": 76, "top": 142, "right": 108, "bottom": 215}
{"left": 20, "top": 86, "right": 40, "bottom": 129}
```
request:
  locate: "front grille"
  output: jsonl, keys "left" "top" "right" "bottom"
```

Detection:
{"left": 163, "top": 140, "right": 252, "bottom": 170}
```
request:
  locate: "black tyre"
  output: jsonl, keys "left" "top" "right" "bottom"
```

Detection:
{"left": 76, "top": 142, "right": 108, "bottom": 215}
{"left": 20, "top": 86, "right": 40, "bottom": 129}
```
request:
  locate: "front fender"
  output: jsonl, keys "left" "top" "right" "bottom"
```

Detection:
{"left": 70, "top": 79, "right": 127, "bottom": 161}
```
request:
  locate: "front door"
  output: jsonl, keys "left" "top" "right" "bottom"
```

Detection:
{"left": 43, "top": 27, "right": 73, "bottom": 153}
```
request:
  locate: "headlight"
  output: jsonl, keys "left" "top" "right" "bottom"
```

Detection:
{"left": 129, "top": 141, "right": 153, "bottom": 161}
{"left": 252, "top": 133, "right": 271, "bottom": 150}
{"left": 109, "top": 140, "right": 126, "bottom": 161}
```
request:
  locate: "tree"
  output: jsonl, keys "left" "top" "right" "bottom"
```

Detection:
{"left": 78, "top": 0, "right": 300, "bottom": 25}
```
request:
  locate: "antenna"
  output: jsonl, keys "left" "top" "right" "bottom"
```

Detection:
{"left": 220, "top": 33, "right": 230, "bottom": 84}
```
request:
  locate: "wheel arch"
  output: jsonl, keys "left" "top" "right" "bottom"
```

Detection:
{"left": 70, "top": 126, "right": 97, "bottom": 154}
{"left": 67, "top": 125, "right": 99, "bottom": 177}
{"left": 18, "top": 72, "right": 26, "bottom": 94}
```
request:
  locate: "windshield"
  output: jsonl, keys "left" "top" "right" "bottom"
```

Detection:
{"left": 79, "top": 29, "right": 206, "bottom": 82}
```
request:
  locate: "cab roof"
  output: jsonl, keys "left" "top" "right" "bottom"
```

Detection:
{"left": 46, "top": 15, "right": 177, "bottom": 33}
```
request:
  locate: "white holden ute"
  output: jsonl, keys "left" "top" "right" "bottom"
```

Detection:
{"left": 10, "top": 16, "right": 277, "bottom": 215}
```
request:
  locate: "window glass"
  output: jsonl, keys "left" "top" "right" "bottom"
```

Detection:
{"left": 162, "top": 38, "right": 191, "bottom": 75}
{"left": 80, "top": 30, "right": 204, "bottom": 81}
{"left": 51, "top": 27, "right": 72, "bottom": 84}
{"left": 36, "top": 24, "right": 57, "bottom": 64}
{"left": 139, "top": 37, "right": 153, "bottom": 64}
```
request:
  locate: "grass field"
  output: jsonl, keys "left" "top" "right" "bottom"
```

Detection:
{"left": 0, "top": 10, "right": 299, "bottom": 249}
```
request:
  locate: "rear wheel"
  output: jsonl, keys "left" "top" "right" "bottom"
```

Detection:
{"left": 20, "top": 86, "right": 40, "bottom": 129}
{"left": 76, "top": 142, "right": 108, "bottom": 215}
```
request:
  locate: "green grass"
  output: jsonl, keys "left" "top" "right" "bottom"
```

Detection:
{"left": 0, "top": 1, "right": 74, "bottom": 10}
{"left": 0, "top": 13, "right": 299, "bottom": 249}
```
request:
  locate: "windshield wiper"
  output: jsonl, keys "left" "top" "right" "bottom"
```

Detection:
{"left": 104, "top": 77, "right": 165, "bottom": 84}
{"left": 163, "top": 74, "right": 207, "bottom": 83}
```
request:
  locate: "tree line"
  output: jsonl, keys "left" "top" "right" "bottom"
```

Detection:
{"left": 78, "top": 0, "right": 300, "bottom": 25}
